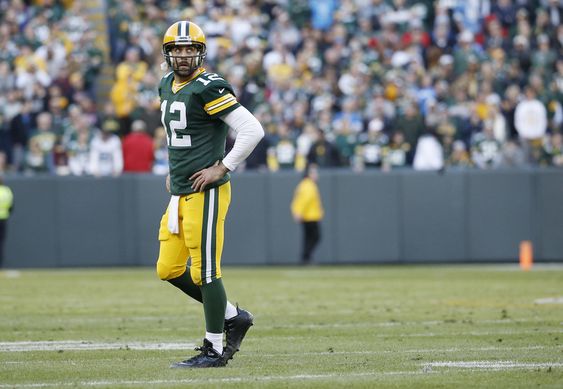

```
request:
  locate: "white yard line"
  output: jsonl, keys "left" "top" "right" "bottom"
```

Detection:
{"left": 423, "top": 360, "right": 563, "bottom": 370}
{"left": 261, "top": 318, "right": 556, "bottom": 329}
{"left": 254, "top": 345, "right": 552, "bottom": 358}
{"left": 2, "top": 317, "right": 556, "bottom": 330}
{"left": 534, "top": 297, "right": 563, "bottom": 304}
{"left": 0, "top": 342, "right": 552, "bottom": 354}
{"left": 2, "top": 359, "right": 562, "bottom": 389}
{"left": 0, "top": 270, "right": 21, "bottom": 278}
{"left": 0, "top": 341, "right": 195, "bottom": 352}
{"left": 0, "top": 371, "right": 430, "bottom": 388}
{"left": 248, "top": 330, "right": 563, "bottom": 341}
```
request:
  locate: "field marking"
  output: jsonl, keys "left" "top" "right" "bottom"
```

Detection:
{"left": 0, "top": 341, "right": 195, "bottom": 352}
{"left": 0, "top": 371, "right": 431, "bottom": 388}
{"left": 3, "top": 316, "right": 557, "bottom": 329}
{"left": 2, "top": 359, "right": 562, "bottom": 389}
{"left": 0, "top": 270, "right": 21, "bottom": 278}
{"left": 534, "top": 297, "right": 563, "bottom": 304}
{"left": 253, "top": 345, "right": 553, "bottom": 358}
{"left": 244, "top": 329, "right": 563, "bottom": 342}
{"left": 423, "top": 360, "right": 563, "bottom": 370}
{"left": 263, "top": 317, "right": 559, "bottom": 329}
{"left": 0, "top": 342, "right": 553, "bottom": 355}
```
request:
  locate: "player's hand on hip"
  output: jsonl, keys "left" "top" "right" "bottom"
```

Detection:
{"left": 190, "top": 161, "right": 229, "bottom": 192}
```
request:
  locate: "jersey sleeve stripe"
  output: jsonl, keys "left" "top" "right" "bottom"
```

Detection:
{"left": 206, "top": 96, "right": 235, "bottom": 111}
{"left": 206, "top": 99, "right": 238, "bottom": 115}
{"left": 204, "top": 94, "right": 234, "bottom": 111}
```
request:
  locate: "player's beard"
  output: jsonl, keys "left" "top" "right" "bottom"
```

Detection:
{"left": 172, "top": 56, "right": 198, "bottom": 78}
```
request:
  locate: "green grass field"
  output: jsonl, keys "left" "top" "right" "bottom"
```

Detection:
{"left": 0, "top": 265, "right": 562, "bottom": 388}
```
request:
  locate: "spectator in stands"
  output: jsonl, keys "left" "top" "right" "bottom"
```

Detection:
{"left": 447, "top": 140, "right": 472, "bottom": 169}
{"left": 515, "top": 86, "right": 548, "bottom": 164}
{"left": 49, "top": 136, "right": 70, "bottom": 176}
{"left": 501, "top": 84, "right": 521, "bottom": 139}
{"left": 540, "top": 133, "right": 563, "bottom": 167}
{"left": 0, "top": 113, "right": 9, "bottom": 167}
{"left": 491, "top": 0, "right": 517, "bottom": 29}
{"left": 413, "top": 129, "right": 444, "bottom": 171}
{"left": 23, "top": 138, "right": 49, "bottom": 175}
{"left": 134, "top": 70, "right": 161, "bottom": 135}
{"left": 394, "top": 99, "right": 424, "bottom": 148}
{"left": 67, "top": 121, "right": 93, "bottom": 176}
{"left": 355, "top": 117, "right": 389, "bottom": 170}
{"left": 485, "top": 94, "right": 508, "bottom": 145}
{"left": 267, "top": 123, "right": 297, "bottom": 171}
{"left": 244, "top": 137, "right": 269, "bottom": 172}
{"left": 499, "top": 139, "right": 528, "bottom": 168}
{"left": 152, "top": 126, "right": 168, "bottom": 175}
{"left": 110, "top": 65, "right": 138, "bottom": 137}
{"left": 532, "top": 34, "right": 557, "bottom": 75}
{"left": 471, "top": 122, "right": 503, "bottom": 169}
{"left": 0, "top": 62, "right": 15, "bottom": 97}
{"left": 116, "top": 46, "right": 148, "bottom": 85}
{"left": 295, "top": 123, "right": 317, "bottom": 171}
{"left": 29, "top": 112, "right": 57, "bottom": 156}
{"left": 1, "top": 0, "right": 562, "bottom": 175}
{"left": 512, "top": 34, "right": 532, "bottom": 76}
{"left": 122, "top": 119, "right": 154, "bottom": 173}
{"left": 333, "top": 120, "right": 359, "bottom": 168}
{"left": 382, "top": 130, "right": 410, "bottom": 171}
{"left": 307, "top": 128, "right": 342, "bottom": 168}
{"left": 14, "top": 47, "right": 51, "bottom": 94}
{"left": 89, "top": 119, "right": 123, "bottom": 177}
{"left": 79, "top": 30, "right": 105, "bottom": 98}
{"left": 9, "top": 100, "right": 35, "bottom": 172}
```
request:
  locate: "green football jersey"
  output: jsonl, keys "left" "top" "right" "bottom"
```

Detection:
{"left": 159, "top": 69, "right": 241, "bottom": 195}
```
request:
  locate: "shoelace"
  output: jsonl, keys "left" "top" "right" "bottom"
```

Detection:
{"left": 195, "top": 344, "right": 220, "bottom": 357}
{"left": 181, "top": 345, "right": 208, "bottom": 363}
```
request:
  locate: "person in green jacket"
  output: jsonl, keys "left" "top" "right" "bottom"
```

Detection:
{"left": 291, "top": 164, "right": 324, "bottom": 264}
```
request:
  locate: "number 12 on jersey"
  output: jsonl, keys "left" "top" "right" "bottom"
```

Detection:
{"left": 161, "top": 100, "right": 192, "bottom": 148}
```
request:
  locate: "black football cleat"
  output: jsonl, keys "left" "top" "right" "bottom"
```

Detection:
{"left": 223, "top": 306, "right": 254, "bottom": 361}
{"left": 170, "top": 339, "right": 226, "bottom": 368}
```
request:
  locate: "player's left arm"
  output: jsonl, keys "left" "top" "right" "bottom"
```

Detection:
{"left": 191, "top": 106, "right": 264, "bottom": 192}
{"left": 220, "top": 106, "right": 265, "bottom": 171}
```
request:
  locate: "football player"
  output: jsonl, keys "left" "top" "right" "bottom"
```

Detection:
{"left": 156, "top": 21, "right": 264, "bottom": 368}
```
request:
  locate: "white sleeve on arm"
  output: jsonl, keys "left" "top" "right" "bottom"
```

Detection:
{"left": 220, "top": 106, "right": 264, "bottom": 171}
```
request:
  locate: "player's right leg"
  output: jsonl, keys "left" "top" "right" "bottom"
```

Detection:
{"left": 156, "top": 205, "right": 199, "bottom": 299}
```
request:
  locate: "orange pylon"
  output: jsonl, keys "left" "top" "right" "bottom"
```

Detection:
{"left": 519, "top": 240, "right": 533, "bottom": 271}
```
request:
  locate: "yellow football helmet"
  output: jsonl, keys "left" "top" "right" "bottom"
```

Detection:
{"left": 162, "top": 21, "right": 207, "bottom": 75}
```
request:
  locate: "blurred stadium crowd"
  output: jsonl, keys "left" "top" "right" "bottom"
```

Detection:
{"left": 0, "top": 0, "right": 562, "bottom": 176}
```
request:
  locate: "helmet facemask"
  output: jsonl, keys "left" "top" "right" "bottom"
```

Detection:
{"left": 163, "top": 42, "right": 206, "bottom": 77}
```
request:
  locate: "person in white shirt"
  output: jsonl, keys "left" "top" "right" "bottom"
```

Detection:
{"left": 413, "top": 130, "right": 444, "bottom": 171}
{"left": 514, "top": 86, "right": 548, "bottom": 163}
{"left": 514, "top": 86, "right": 548, "bottom": 140}
{"left": 89, "top": 119, "right": 123, "bottom": 177}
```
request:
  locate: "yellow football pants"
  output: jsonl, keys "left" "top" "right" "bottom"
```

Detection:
{"left": 156, "top": 182, "right": 231, "bottom": 285}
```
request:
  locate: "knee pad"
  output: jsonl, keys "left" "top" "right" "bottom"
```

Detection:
{"left": 156, "top": 261, "right": 184, "bottom": 281}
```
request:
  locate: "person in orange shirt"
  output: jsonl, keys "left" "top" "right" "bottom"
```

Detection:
{"left": 291, "top": 163, "right": 324, "bottom": 265}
